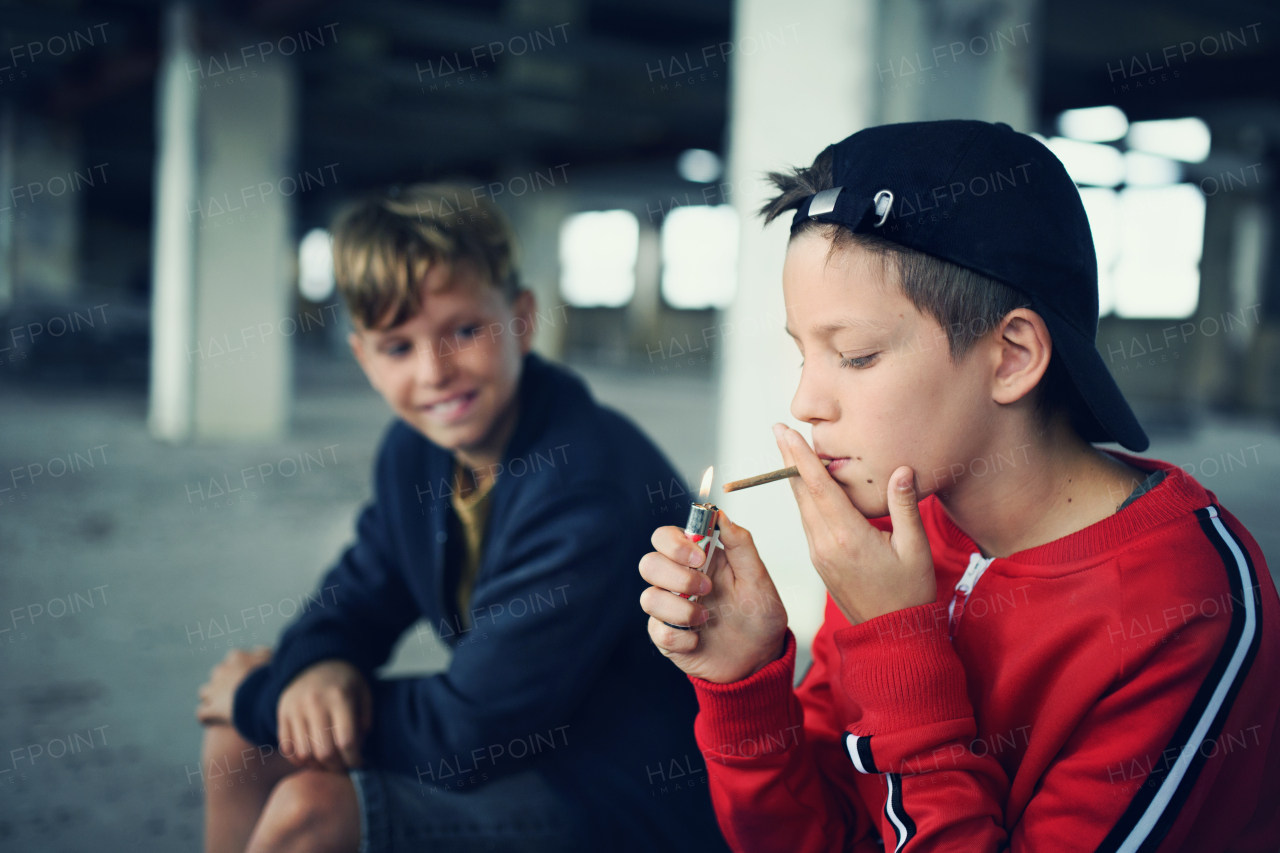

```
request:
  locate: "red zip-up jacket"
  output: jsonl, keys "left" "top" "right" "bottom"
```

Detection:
{"left": 690, "top": 453, "right": 1280, "bottom": 852}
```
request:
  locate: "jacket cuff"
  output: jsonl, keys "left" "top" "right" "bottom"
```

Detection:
{"left": 232, "top": 632, "right": 357, "bottom": 746}
{"left": 232, "top": 664, "right": 275, "bottom": 744}
{"left": 271, "top": 632, "right": 361, "bottom": 687}
{"left": 834, "top": 602, "right": 972, "bottom": 734}
{"left": 689, "top": 630, "right": 804, "bottom": 759}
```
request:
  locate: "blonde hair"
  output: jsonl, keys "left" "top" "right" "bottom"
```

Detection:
{"left": 332, "top": 184, "right": 520, "bottom": 329}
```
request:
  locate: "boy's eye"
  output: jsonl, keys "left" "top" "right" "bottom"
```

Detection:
{"left": 456, "top": 325, "right": 482, "bottom": 339}
{"left": 381, "top": 340, "right": 413, "bottom": 357}
{"left": 839, "top": 353, "right": 879, "bottom": 369}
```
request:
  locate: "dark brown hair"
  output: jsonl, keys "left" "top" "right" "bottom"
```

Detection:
{"left": 761, "top": 145, "right": 1074, "bottom": 419}
{"left": 332, "top": 184, "right": 520, "bottom": 330}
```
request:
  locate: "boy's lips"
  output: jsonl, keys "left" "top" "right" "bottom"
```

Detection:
{"left": 818, "top": 454, "right": 850, "bottom": 473}
{"left": 419, "top": 389, "right": 480, "bottom": 424}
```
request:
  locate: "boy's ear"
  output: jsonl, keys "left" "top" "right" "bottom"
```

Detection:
{"left": 513, "top": 289, "right": 538, "bottom": 356}
{"left": 991, "top": 308, "right": 1052, "bottom": 406}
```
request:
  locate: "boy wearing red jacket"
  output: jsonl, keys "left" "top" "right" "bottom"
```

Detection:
{"left": 638, "top": 121, "right": 1280, "bottom": 851}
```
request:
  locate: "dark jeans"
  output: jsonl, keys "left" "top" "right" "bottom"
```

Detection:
{"left": 350, "top": 768, "right": 585, "bottom": 853}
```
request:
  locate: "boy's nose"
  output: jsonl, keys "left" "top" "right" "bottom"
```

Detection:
{"left": 414, "top": 341, "right": 456, "bottom": 386}
{"left": 791, "top": 365, "right": 838, "bottom": 424}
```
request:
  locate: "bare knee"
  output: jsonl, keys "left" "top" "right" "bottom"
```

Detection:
{"left": 248, "top": 770, "right": 359, "bottom": 853}
{"left": 202, "top": 723, "right": 254, "bottom": 765}
{"left": 202, "top": 723, "right": 266, "bottom": 791}
{"left": 201, "top": 723, "right": 292, "bottom": 807}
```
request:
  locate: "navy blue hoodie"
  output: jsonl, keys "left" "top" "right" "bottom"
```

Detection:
{"left": 233, "top": 353, "right": 727, "bottom": 849}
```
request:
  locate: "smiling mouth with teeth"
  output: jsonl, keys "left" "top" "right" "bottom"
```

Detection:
{"left": 422, "top": 390, "right": 479, "bottom": 420}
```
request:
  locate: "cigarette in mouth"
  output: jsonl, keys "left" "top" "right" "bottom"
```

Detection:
{"left": 722, "top": 466, "right": 801, "bottom": 492}
{"left": 721, "top": 458, "right": 836, "bottom": 493}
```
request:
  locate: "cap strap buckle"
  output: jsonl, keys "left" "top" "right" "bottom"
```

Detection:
{"left": 872, "top": 190, "right": 894, "bottom": 227}
{"left": 807, "top": 186, "right": 842, "bottom": 217}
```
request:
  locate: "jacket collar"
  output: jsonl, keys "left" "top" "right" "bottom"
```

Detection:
{"left": 420, "top": 353, "right": 591, "bottom": 609}
{"left": 926, "top": 451, "right": 1212, "bottom": 569}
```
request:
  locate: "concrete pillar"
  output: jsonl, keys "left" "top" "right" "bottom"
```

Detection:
{"left": 500, "top": 186, "right": 574, "bottom": 358}
{"left": 0, "top": 101, "right": 13, "bottom": 311}
{"left": 0, "top": 112, "right": 82, "bottom": 303}
{"left": 1243, "top": 188, "right": 1280, "bottom": 414}
{"left": 148, "top": 4, "right": 199, "bottom": 441}
{"left": 1184, "top": 115, "right": 1273, "bottom": 412}
{"left": 628, "top": 220, "right": 661, "bottom": 355}
{"left": 189, "top": 51, "right": 296, "bottom": 440}
{"left": 717, "top": 0, "right": 878, "bottom": 646}
{"left": 148, "top": 4, "right": 297, "bottom": 442}
{"left": 1187, "top": 189, "right": 1247, "bottom": 408}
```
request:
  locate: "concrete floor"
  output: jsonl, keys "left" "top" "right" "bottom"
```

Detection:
{"left": 0, "top": 354, "right": 720, "bottom": 851}
{"left": 0, "top": 353, "right": 1277, "bottom": 851}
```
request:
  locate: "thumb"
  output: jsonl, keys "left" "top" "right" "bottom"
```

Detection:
{"left": 887, "top": 466, "right": 928, "bottom": 561}
{"left": 715, "top": 510, "right": 768, "bottom": 580}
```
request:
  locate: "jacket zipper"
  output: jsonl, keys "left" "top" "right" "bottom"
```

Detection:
{"left": 948, "top": 552, "right": 995, "bottom": 639}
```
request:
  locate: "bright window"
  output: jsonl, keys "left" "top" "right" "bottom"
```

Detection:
{"left": 660, "top": 205, "right": 739, "bottom": 309}
{"left": 677, "top": 149, "right": 723, "bottom": 183}
{"left": 1112, "top": 185, "right": 1205, "bottom": 318}
{"left": 1044, "top": 137, "right": 1124, "bottom": 187}
{"left": 1077, "top": 188, "right": 1119, "bottom": 317}
{"left": 558, "top": 210, "right": 639, "bottom": 308}
{"left": 1053, "top": 108, "right": 1210, "bottom": 319}
{"left": 1057, "top": 105, "right": 1128, "bottom": 142}
{"left": 298, "top": 228, "right": 335, "bottom": 302}
{"left": 1126, "top": 118, "right": 1211, "bottom": 163}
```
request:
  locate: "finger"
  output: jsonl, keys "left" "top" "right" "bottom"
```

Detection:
{"left": 651, "top": 525, "right": 707, "bottom": 569}
{"left": 774, "top": 424, "right": 821, "bottom": 525}
{"left": 647, "top": 615, "right": 700, "bottom": 656}
{"left": 329, "top": 698, "right": 363, "bottom": 769}
{"left": 278, "top": 714, "right": 302, "bottom": 768}
{"left": 306, "top": 704, "right": 341, "bottom": 772}
{"left": 699, "top": 538, "right": 729, "bottom": 589}
{"left": 287, "top": 708, "right": 315, "bottom": 768}
{"left": 639, "top": 551, "right": 711, "bottom": 597}
{"left": 714, "top": 510, "right": 769, "bottom": 585}
{"left": 777, "top": 424, "right": 870, "bottom": 534}
{"left": 886, "top": 466, "right": 929, "bottom": 562}
{"left": 295, "top": 709, "right": 325, "bottom": 772}
{"left": 640, "top": 586, "right": 707, "bottom": 627}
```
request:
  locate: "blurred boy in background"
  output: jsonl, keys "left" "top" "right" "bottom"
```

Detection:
{"left": 198, "top": 186, "right": 728, "bottom": 853}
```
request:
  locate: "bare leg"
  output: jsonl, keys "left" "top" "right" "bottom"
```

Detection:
{"left": 245, "top": 769, "right": 361, "bottom": 853}
{"left": 202, "top": 723, "right": 298, "bottom": 853}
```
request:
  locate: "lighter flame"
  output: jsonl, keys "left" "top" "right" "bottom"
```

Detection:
{"left": 699, "top": 466, "right": 714, "bottom": 501}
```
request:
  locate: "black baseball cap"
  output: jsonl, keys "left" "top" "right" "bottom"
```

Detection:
{"left": 790, "top": 119, "right": 1149, "bottom": 452}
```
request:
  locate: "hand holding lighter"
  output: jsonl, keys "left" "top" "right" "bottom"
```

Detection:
{"left": 661, "top": 466, "right": 721, "bottom": 631}
{"left": 660, "top": 500, "right": 720, "bottom": 631}
{"left": 682, "top": 502, "right": 720, "bottom": 603}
